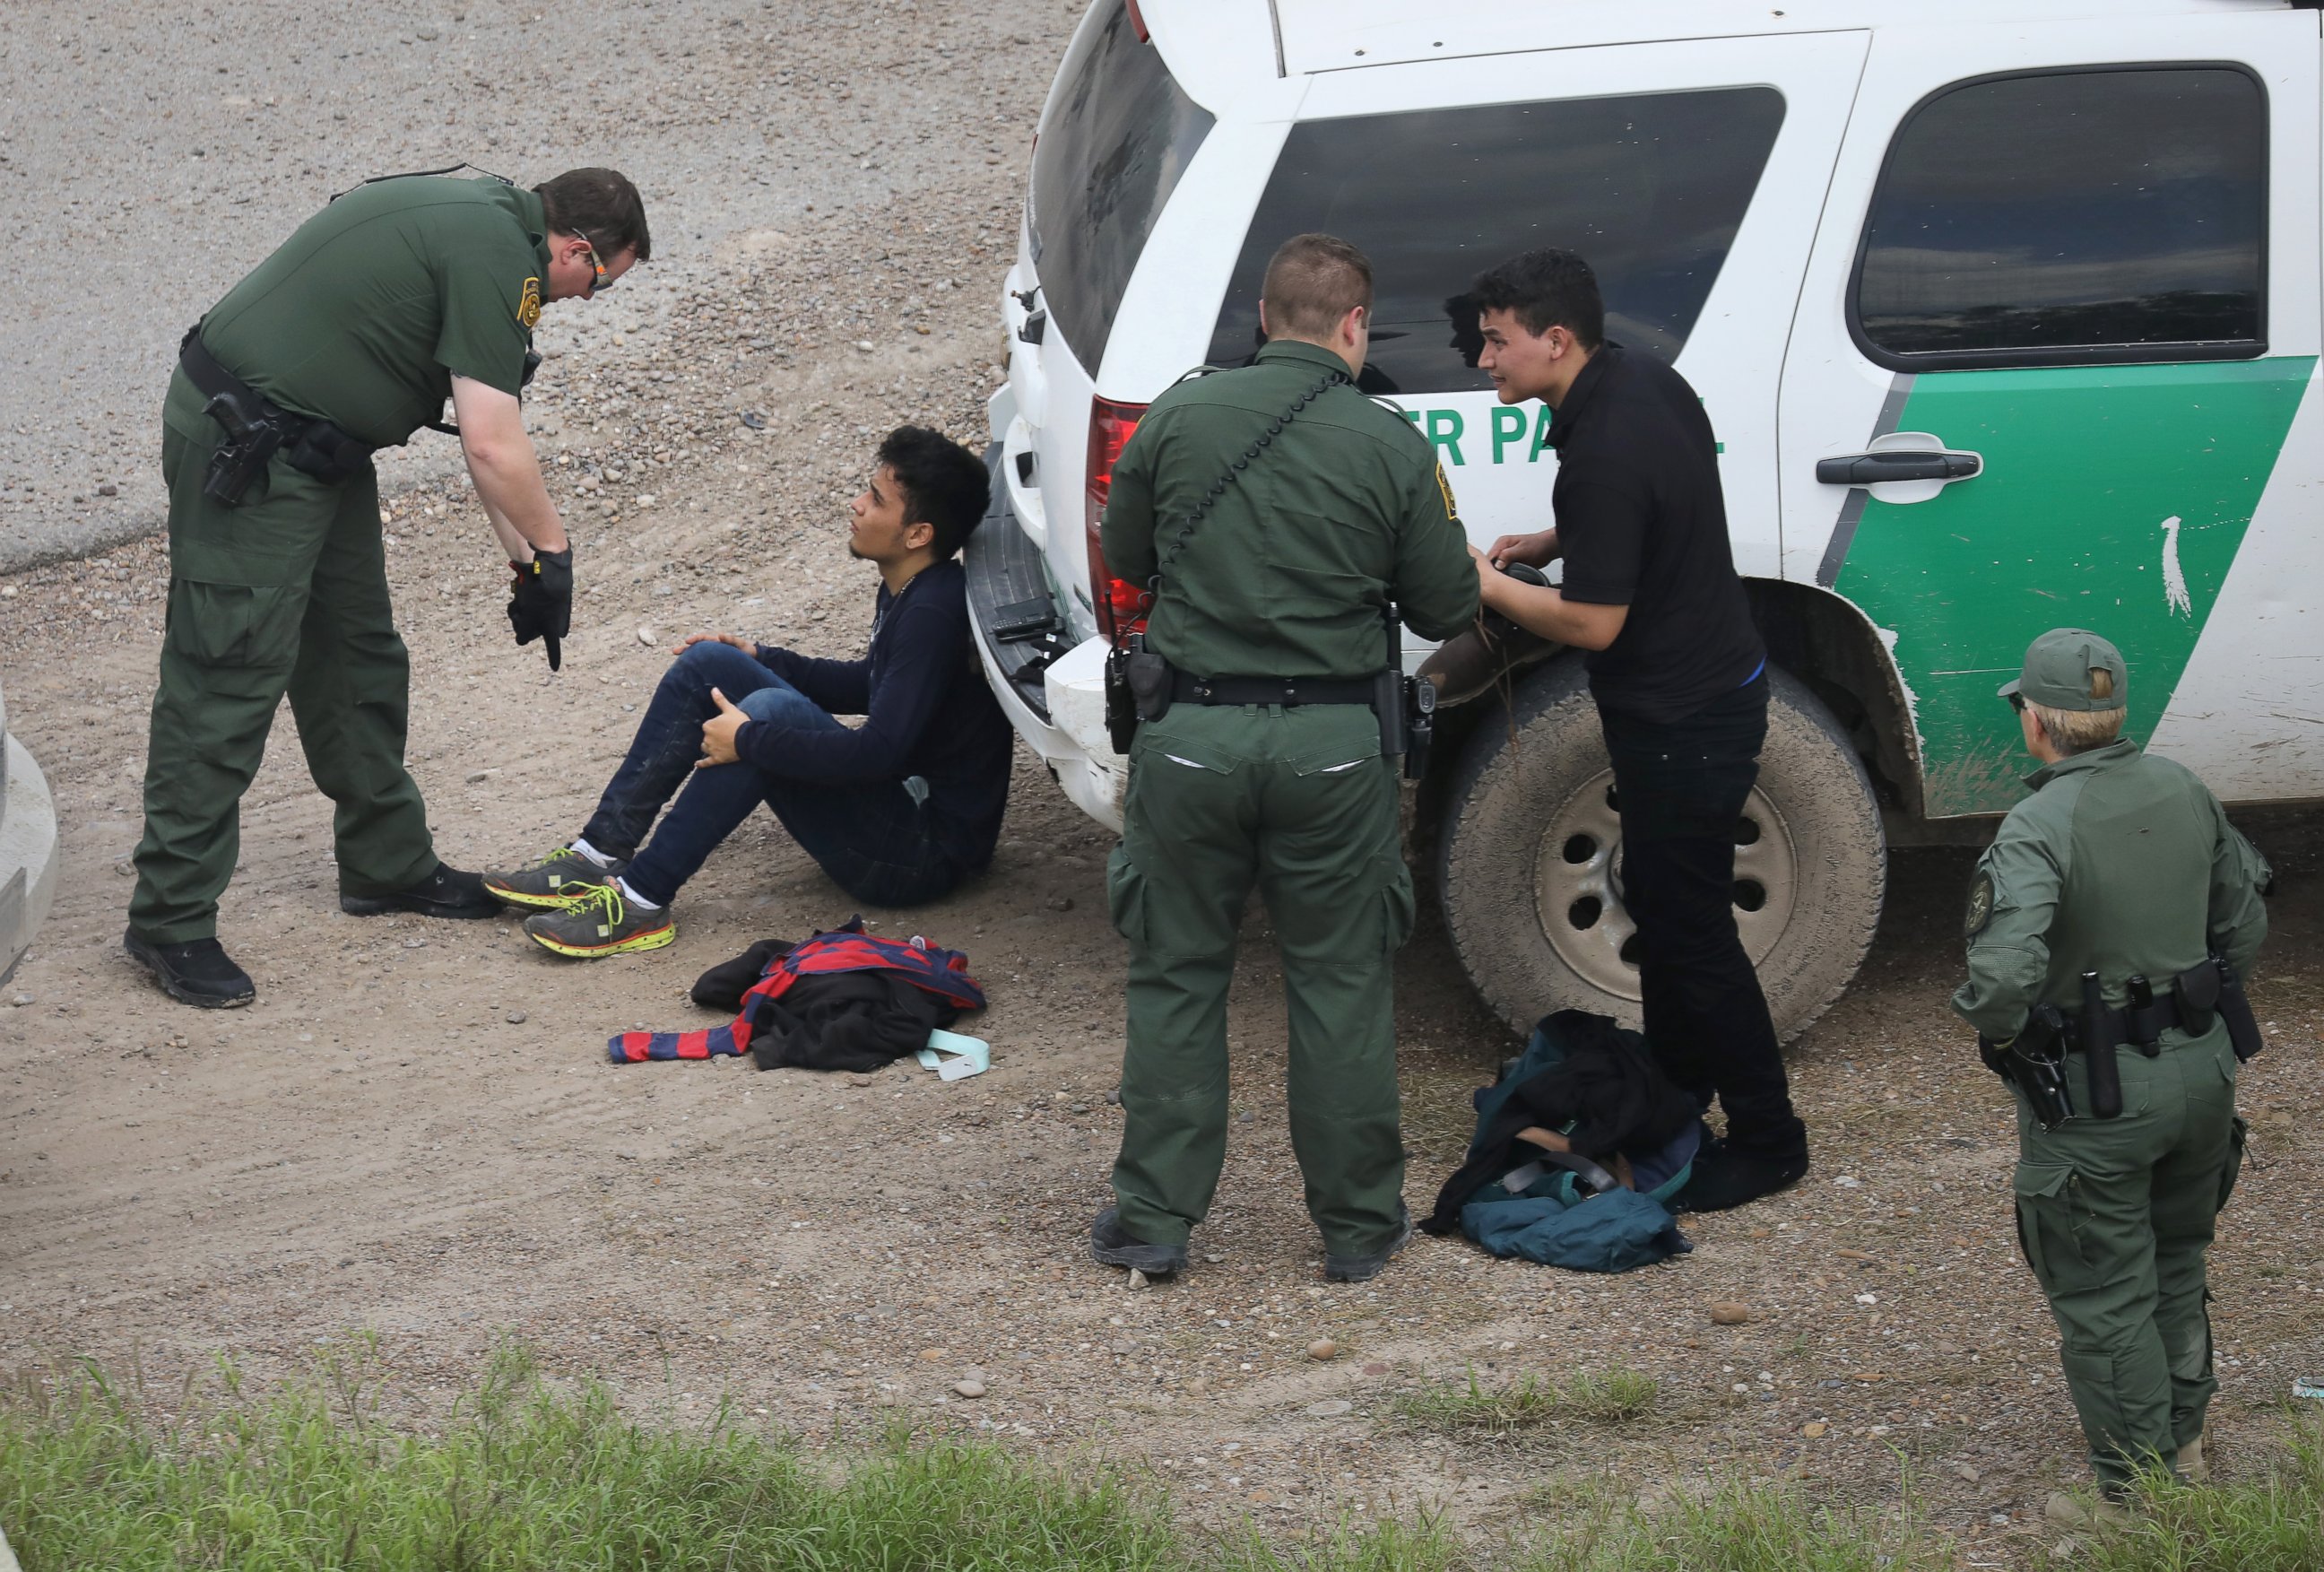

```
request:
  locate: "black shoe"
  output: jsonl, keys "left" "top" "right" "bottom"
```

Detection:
{"left": 340, "top": 863, "right": 503, "bottom": 919}
{"left": 124, "top": 928, "right": 255, "bottom": 1009}
{"left": 1089, "top": 1206, "right": 1187, "bottom": 1277}
{"left": 1325, "top": 1203, "right": 1413, "bottom": 1283}
{"left": 1670, "top": 1139, "right": 1809, "bottom": 1213}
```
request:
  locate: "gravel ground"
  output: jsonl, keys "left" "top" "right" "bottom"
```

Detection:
{"left": 6, "top": 3, "right": 2324, "bottom": 1565}
{"left": 0, "top": 0, "right": 1057, "bottom": 569}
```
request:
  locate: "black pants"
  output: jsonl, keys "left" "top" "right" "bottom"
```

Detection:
{"left": 1599, "top": 674, "right": 1806, "bottom": 1159}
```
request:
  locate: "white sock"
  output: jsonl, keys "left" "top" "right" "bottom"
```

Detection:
{"left": 568, "top": 837, "right": 616, "bottom": 870}
{"left": 613, "top": 874, "right": 663, "bottom": 911}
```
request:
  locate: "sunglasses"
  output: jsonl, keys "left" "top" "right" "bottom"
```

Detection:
{"left": 578, "top": 236, "right": 616, "bottom": 295}
{"left": 2007, "top": 691, "right": 2027, "bottom": 713}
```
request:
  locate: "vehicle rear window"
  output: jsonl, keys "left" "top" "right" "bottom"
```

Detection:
{"left": 1204, "top": 88, "right": 1785, "bottom": 393}
{"left": 1028, "top": 0, "right": 1214, "bottom": 370}
{"left": 1853, "top": 67, "right": 2266, "bottom": 368}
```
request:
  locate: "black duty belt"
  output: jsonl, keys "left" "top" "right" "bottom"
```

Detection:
{"left": 178, "top": 326, "right": 377, "bottom": 500}
{"left": 1170, "top": 672, "right": 1378, "bottom": 708}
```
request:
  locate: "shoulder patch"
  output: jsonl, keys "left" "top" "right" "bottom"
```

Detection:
{"left": 1435, "top": 462, "right": 1461, "bottom": 522}
{"left": 518, "top": 276, "right": 542, "bottom": 330}
{"left": 1964, "top": 872, "right": 1994, "bottom": 938}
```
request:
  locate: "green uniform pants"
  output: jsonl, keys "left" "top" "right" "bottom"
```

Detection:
{"left": 129, "top": 371, "right": 437, "bottom": 942}
{"left": 1107, "top": 703, "right": 1416, "bottom": 1256}
{"left": 2012, "top": 1026, "right": 2244, "bottom": 1489}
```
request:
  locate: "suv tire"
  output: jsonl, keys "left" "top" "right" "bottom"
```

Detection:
{"left": 1435, "top": 656, "right": 1885, "bottom": 1044}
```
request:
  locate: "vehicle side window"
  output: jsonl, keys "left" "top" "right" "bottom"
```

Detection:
{"left": 1205, "top": 88, "right": 1785, "bottom": 394}
{"left": 1029, "top": 0, "right": 1215, "bottom": 370}
{"left": 1852, "top": 66, "right": 2267, "bottom": 369}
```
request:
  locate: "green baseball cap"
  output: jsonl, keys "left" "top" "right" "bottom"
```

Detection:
{"left": 1999, "top": 628, "right": 2128, "bottom": 711}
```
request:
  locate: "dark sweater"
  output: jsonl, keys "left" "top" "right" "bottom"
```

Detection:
{"left": 733, "top": 559, "right": 1012, "bottom": 873}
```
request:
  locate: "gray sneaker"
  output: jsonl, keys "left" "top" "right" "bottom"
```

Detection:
{"left": 523, "top": 882, "right": 677, "bottom": 959}
{"left": 483, "top": 846, "right": 622, "bottom": 911}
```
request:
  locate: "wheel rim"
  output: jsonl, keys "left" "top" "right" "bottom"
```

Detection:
{"left": 1531, "top": 767, "right": 1799, "bottom": 1003}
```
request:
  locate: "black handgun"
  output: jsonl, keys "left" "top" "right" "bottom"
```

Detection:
{"left": 2082, "top": 970, "right": 2122, "bottom": 1119}
{"left": 200, "top": 387, "right": 282, "bottom": 506}
{"left": 1401, "top": 666, "right": 1436, "bottom": 781}
{"left": 1981, "top": 1003, "right": 2075, "bottom": 1130}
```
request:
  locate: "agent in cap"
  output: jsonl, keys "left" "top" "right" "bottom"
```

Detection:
{"left": 1953, "top": 628, "right": 2270, "bottom": 1524}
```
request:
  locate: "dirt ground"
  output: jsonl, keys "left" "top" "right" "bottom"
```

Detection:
{"left": 6, "top": 5, "right": 2324, "bottom": 1565}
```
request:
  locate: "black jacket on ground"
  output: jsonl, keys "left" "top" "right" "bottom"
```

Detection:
{"left": 1424, "top": 1011, "right": 1700, "bottom": 1234}
{"left": 691, "top": 939, "right": 964, "bottom": 1073}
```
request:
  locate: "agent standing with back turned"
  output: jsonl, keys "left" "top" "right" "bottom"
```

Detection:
{"left": 1089, "top": 234, "right": 1478, "bottom": 1283}
{"left": 124, "top": 168, "right": 648, "bottom": 1008}
{"left": 1470, "top": 248, "right": 1808, "bottom": 1211}
{"left": 1954, "top": 630, "right": 2268, "bottom": 1524}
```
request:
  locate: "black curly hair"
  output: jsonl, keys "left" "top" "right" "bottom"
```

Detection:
{"left": 876, "top": 426, "right": 990, "bottom": 560}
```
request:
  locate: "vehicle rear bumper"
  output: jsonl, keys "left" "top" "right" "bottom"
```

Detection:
{"left": 966, "top": 443, "right": 1126, "bottom": 831}
{"left": 0, "top": 683, "right": 62, "bottom": 987}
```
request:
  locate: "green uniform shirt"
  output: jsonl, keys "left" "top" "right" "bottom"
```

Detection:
{"left": 184, "top": 177, "right": 551, "bottom": 448}
{"left": 1101, "top": 340, "right": 1479, "bottom": 679}
{"left": 1951, "top": 738, "right": 2270, "bottom": 1039}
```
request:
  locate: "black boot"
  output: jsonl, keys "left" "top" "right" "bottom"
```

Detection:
{"left": 1670, "top": 1137, "right": 1809, "bottom": 1213}
{"left": 1089, "top": 1206, "right": 1187, "bottom": 1277}
{"left": 124, "top": 928, "right": 256, "bottom": 1009}
{"left": 1325, "top": 1203, "right": 1414, "bottom": 1283}
{"left": 340, "top": 863, "right": 503, "bottom": 919}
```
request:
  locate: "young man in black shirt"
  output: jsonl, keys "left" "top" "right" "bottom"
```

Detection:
{"left": 485, "top": 426, "right": 1012, "bottom": 956}
{"left": 1467, "top": 248, "right": 1808, "bottom": 1212}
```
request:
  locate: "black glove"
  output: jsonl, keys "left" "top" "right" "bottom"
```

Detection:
{"left": 507, "top": 546, "right": 574, "bottom": 671}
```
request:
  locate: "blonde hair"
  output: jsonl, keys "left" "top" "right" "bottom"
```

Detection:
{"left": 2029, "top": 699, "right": 2126, "bottom": 754}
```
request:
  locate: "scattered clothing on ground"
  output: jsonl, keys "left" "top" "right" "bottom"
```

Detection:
{"left": 608, "top": 916, "right": 984, "bottom": 1070}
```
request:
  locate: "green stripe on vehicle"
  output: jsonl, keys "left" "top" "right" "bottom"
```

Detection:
{"left": 1834, "top": 356, "right": 2315, "bottom": 817}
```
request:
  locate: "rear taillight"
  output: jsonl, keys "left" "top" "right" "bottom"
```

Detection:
{"left": 1086, "top": 395, "right": 1151, "bottom": 644}
{"left": 1126, "top": 0, "right": 1151, "bottom": 42}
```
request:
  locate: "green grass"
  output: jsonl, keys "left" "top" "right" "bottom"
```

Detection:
{"left": 2032, "top": 1428, "right": 2324, "bottom": 1572}
{"left": 1519, "top": 1474, "right": 1955, "bottom": 1572}
{"left": 1391, "top": 1367, "right": 1658, "bottom": 1434}
{"left": 4, "top": 1342, "right": 2319, "bottom": 1570}
{"left": 1, "top": 1342, "right": 1185, "bottom": 1571}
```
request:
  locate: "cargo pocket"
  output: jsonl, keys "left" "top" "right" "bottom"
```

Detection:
{"left": 1379, "top": 859, "right": 1417, "bottom": 957}
{"left": 2217, "top": 1115, "right": 2249, "bottom": 1212}
{"left": 1106, "top": 844, "right": 1148, "bottom": 945}
{"left": 2012, "top": 1160, "right": 2084, "bottom": 1290}
{"left": 165, "top": 579, "right": 305, "bottom": 698}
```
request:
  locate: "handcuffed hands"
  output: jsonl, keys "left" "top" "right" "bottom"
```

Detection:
{"left": 507, "top": 546, "right": 575, "bottom": 670}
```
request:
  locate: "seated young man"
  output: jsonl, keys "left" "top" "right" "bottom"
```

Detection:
{"left": 487, "top": 425, "right": 1012, "bottom": 956}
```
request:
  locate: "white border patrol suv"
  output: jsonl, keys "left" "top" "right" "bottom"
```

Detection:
{"left": 966, "top": 0, "right": 2324, "bottom": 1040}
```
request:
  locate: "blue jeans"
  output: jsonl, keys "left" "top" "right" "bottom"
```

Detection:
{"left": 580, "top": 641, "right": 963, "bottom": 909}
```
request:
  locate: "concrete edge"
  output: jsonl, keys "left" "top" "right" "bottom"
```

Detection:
{"left": 0, "top": 508, "right": 165, "bottom": 578}
{"left": 1, "top": 731, "right": 63, "bottom": 988}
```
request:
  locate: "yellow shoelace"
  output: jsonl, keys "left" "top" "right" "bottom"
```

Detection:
{"left": 569, "top": 882, "right": 628, "bottom": 926}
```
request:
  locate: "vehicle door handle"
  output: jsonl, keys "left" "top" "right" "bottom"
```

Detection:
{"left": 1816, "top": 450, "right": 1981, "bottom": 485}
